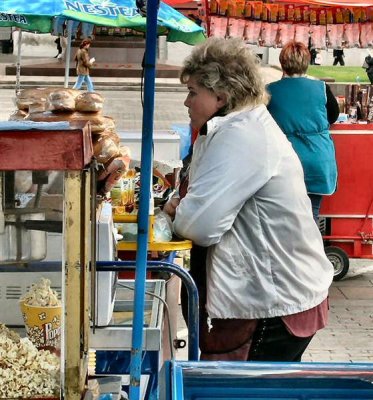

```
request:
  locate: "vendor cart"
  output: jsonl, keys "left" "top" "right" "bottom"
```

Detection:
{"left": 319, "top": 123, "right": 373, "bottom": 280}
{"left": 0, "top": 121, "right": 94, "bottom": 399}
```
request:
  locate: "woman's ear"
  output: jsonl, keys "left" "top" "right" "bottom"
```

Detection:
{"left": 216, "top": 93, "right": 227, "bottom": 109}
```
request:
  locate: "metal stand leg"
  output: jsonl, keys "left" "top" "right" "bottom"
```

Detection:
{"left": 96, "top": 260, "right": 199, "bottom": 361}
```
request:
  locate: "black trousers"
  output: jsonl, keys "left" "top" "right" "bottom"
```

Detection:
{"left": 248, "top": 317, "right": 314, "bottom": 362}
{"left": 367, "top": 71, "right": 373, "bottom": 84}
{"left": 198, "top": 314, "right": 313, "bottom": 362}
{"left": 181, "top": 245, "right": 207, "bottom": 325}
{"left": 333, "top": 56, "right": 345, "bottom": 66}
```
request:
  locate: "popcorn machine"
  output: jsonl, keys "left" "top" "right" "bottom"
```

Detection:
{"left": 0, "top": 121, "right": 94, "bottom": 400}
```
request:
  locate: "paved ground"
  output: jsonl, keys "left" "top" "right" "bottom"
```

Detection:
{"left": 0, "top": 52, "right": 372, "bottom": 365}
{"left": 307, "top": 267, "right": 373, "bottom": 363}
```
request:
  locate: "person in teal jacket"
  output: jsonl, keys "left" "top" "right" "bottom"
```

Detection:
{"left": 267, "top": 40, "right": 339, "bottom": 222}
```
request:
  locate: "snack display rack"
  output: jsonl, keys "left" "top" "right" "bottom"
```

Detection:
{"left": 202, "top": 0, "right": 373, "bottom": 49}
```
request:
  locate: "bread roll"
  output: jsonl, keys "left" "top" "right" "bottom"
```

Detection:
{"left": 27, "top": 111, "right": 115, "bottom": 134}
{"left": 16, "top": 87, "right": 80, "bottom": 111}
{"left": 92, "top": 129, "right": 120, "bottom": 145}
{"left": 47, "top": 89, "right": 79, "bottom": 112}
{"left": 16, "top": 87, "right": 61, "bottom": 111}
{"left": 93, "top": 135, "right": 121, "bottom": 165}
{"left": 88, "top": 115, "right": 116, "bottom": 134}
{"left": 75, "top": 92, "right": 104, "bottom": 112}
{"left": 97, "top": 148, "right": 131, "bottom": 182}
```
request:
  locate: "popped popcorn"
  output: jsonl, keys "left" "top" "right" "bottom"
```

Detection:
{"left": 0, "top": 323, "right": 60, "bottom": 398}
{"left": 20, "top": 278, "right": 61, "bottom": 307}
{"left": 19, "top": 278, "right": 62, "bottom": 352}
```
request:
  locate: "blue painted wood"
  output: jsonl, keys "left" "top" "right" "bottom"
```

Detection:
{"left": 169, "top": 361, "right": 373, "bottom": 400}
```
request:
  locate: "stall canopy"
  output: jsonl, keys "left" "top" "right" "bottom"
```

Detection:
{"left": 0, "top": 15, "right": 53, "bottom": 32}
{"left": 162, "top": 0, "right": 197, "bottom": 4}
{"left": 0, "top": 0, "right": 205, "bottom": 44}
{"left": 164, "top": 0, "right": 373, "bottom": 5}
{"left": 272, "top": 0, "right": 373, "bottom": 6}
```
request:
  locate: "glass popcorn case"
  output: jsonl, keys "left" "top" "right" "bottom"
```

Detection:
{"left": 0, "top": 121, "right": 94, "bottom": 400}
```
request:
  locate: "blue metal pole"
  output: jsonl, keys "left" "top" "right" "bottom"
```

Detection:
{"left": 129, "top": 0, "right": 159, "bottom": 398}
{"left": 172, "top": 362, "right": 184, "bottom": 400}
{"left": 64, "top": 20, "right": 73, "bottom": 89}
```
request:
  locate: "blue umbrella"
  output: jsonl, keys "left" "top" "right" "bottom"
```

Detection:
{"left": 0, "top": 0, "right": 205, "bottom": 44}
{"left": 0, "top": 0, "right": 205, "bottom": 90}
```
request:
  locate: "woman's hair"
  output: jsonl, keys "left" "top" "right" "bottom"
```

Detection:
{"left": 80, "top": 39, "right": 91, "bottom": 49}
{"left": 180, "top": 37, "right": 267, "bottom": 114}
{"left": 279, "top": 41, "right": 310, "bottom": 76}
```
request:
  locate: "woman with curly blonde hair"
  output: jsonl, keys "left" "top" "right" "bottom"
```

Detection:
{"left": 164, "top": 37, "right": 333, "bottom": 362}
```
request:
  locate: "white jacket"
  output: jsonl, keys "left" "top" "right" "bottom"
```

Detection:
{"left": 173, "top": 105, "right": 333, "bottom": 319}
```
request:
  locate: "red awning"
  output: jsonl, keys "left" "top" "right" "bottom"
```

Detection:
{"left": 162, "top": 0, "right": 196, "bottom": 5}
{"left": 272, "top": 0, "right": 373, "bottom": 6}
{"left": 163, "top": 0, "right": 373, "bottom": 6}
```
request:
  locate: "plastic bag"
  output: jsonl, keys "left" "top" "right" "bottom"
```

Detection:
{"left": 153, "top": 210, "right": 173, "bottom": 242}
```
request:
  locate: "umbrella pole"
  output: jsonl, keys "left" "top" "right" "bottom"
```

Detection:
{"left": 64, "top": 20, "right": 73, "bottom": 89}
{"left": 129, "top": 0, "right": 158, "bottom": 399}
{"left": 15, "top": 29, "right": 22, "bottom": 95}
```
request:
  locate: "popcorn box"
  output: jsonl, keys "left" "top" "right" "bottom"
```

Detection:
{"left": 20, "top": 301, "right": 62, "bottom": 352}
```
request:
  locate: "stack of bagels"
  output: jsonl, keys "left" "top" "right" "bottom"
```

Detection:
{"left": 11, "top": 87, "right": 130, "bottom": 195}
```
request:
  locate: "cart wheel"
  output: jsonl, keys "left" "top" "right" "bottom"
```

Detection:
{"left": 325, "top": 246, "right": 350, "bottom": 281}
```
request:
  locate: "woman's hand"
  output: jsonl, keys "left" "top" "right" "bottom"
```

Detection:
{"left": 163, "top": 197, "right": 180, "bottom": 220}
